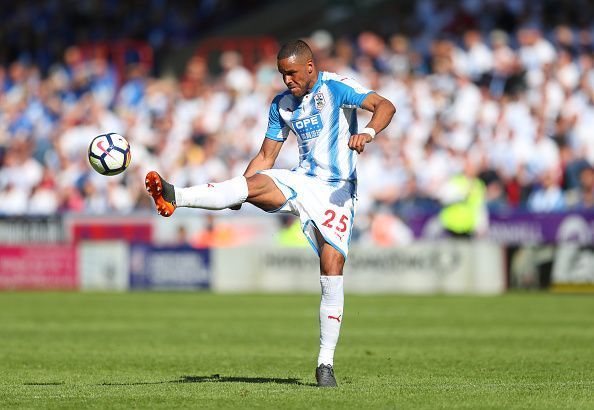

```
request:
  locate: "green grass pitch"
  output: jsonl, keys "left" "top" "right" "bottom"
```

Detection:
{"left": 0, "top": 292, "right": 593, "bottom": 409}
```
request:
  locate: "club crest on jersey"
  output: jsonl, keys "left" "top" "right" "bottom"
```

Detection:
{"left": 314, "top": 92, "right": 325, "bottom": 110}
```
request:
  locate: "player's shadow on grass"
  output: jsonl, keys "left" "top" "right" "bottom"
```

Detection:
{"left": 179, "top": 375, "right": 315, "bottom": 386}
{"left": 100, "top": 375, "right": 316, "bottom": 387}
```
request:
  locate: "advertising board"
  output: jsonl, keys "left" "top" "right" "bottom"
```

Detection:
{"left": 0, "top": 245, "right": 77, "bottom": 290}
{"left": 213, "top": 242, "right": 504, "bottom": 294}
{"left": 129, "top": 245, "right": 210, "bottom": 290}
{"left": 79, "top": 241, "right": 130, "bottom": 291}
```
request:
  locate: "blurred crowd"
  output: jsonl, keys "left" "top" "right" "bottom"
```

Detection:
{"left": 0, "top": 0, "right": 593, "bottom": 226}
{"left": 0, "top": 0, "right": 269, "bottom": 75}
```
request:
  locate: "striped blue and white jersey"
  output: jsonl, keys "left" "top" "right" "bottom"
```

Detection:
{"left": 265, "top": 71, "right": 373, "bottom": 186}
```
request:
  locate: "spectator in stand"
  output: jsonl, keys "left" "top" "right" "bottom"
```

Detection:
{"left": 438, "top": 155, "right": 488, "bottom": 238}
{"left": 527, "top": 168, "right": 565, "bottom": 213}
{"left": 28, "top": 168, "right": 59, "bottom": 215}
{"left": 565, "top": 166, "right": 594, "bottom": 210}
{"left": 0, "top": 183, "right": 28, "bottom": 215}
{"left": 359, "top": 211, "right": 414, "bottom": 247}
{"left": 387, "top": 35, "right": 411, "bottom": 79}
{"left": 277, "top": 215, "right": 308, "bottom": 248}
{"left": 462, "top": 30, "right": 493, "bottom": 81}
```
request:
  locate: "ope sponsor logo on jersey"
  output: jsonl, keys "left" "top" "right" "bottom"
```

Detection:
{"left": 292, "top": 114, "right": 323, "bottom": 140}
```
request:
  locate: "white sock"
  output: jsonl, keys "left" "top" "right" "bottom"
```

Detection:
{"left": 318, "top": 275, "right": 344, "bottom": 367}
{"left": 174, "top": 176, "right": 248, "bottom": 210}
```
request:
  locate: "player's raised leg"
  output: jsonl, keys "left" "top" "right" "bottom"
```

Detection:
{"left": 146, "top": 137, "right": 287, "bottom": 216}
{"left": 145, "top": 171, "right": 286, "bottom": 216}
{"left": 315, "top": 234, "right": 345, "bottom": 388}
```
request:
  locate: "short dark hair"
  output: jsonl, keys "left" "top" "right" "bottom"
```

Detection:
{"left": 277, "top": 39, "right": 313, "bottom": 61}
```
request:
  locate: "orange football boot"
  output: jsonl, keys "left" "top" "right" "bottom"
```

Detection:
{"left": 145, "top": 171, "right": 177, "bottom": 217}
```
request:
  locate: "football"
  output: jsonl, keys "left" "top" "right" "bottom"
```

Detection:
{"left": 88, "top": 133, "right": 131, "bottom": 176}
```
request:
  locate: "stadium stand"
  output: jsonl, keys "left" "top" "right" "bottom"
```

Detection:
{"left": 0, "top": 0, "right": 593, "bottom": 245}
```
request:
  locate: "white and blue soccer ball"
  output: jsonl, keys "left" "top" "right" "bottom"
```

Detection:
{"left": 88, "top": 133, "right": 131, "bottom": 176}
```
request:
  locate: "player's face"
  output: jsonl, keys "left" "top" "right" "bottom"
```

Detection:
{"left": 277, "top": 56, "right": 314, "bottom": 97}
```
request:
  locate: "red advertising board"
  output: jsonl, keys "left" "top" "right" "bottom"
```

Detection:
{"left": 0, "top": 246, "right": 77, "bottom": 290}
{"left": 71, "top": 221, "right": 152, "bottom": 243}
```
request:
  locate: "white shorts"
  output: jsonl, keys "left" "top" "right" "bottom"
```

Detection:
{"left": 258, "top": 169, "right": 357, "bottom": 259}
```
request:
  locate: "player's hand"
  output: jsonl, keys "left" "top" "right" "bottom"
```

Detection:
{"left": 229, "top": 204, "right": 242, "bottom": 211}
{"left": 348, "top": 133, "right": 373, "bottom": 154}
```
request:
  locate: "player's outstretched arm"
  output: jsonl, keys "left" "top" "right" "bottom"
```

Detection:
{"left": 243, "top": 138, "right": 284, "bottom": 178}
{"left": 348, "top": 93, "right": 396, "bottom": 154}
{"left": 228, "top": 138, "right": 284, "bottom": 210}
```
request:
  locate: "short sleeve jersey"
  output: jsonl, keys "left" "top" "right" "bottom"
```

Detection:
{"left": 265, "top": 71, "right": 373, "bottom": 186}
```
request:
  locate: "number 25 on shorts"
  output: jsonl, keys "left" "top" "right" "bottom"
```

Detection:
{"left": 321, "top": 209, "right": 348, "bottom": 232}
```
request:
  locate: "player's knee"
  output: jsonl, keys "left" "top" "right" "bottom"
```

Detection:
{"left": 246, "top": 174, "right": 268, "bottom": 198}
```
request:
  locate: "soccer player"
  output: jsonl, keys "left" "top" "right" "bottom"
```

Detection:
{"left": 145, "top": 39, "right": 395, "bottom": 387}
